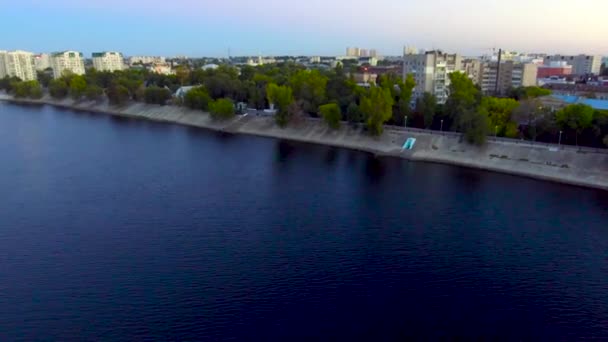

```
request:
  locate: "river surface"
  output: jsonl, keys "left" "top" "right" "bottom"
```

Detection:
{"left": 1, "top": 102, "right": 608, "bottom": 340}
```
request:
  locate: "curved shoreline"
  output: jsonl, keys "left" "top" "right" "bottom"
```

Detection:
{"left": 2, "top": 95, "right": 608, "bottom": 191}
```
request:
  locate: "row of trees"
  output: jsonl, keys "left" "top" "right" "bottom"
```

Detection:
{"left": 2, "top": 63, "right": 607, "bottom": 147}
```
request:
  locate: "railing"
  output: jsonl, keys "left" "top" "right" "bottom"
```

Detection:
{"left": 383, "top": 123, "right": 608, "bottom": 154}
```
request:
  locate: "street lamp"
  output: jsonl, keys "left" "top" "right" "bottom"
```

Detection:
{"left": 495, "top": 125, "right": 498, "bottom": 138}
{"left": 559, "top": 130, "right": 563, "bottom": 146}
{"left": 404, "top": 115, "right": 408, "bottom": 129}
{"left": 440, "top": 120, "right": 443, "bottom": 132}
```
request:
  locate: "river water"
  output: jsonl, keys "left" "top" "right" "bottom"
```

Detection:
{"left": 1, "top": 102, "right": 608, "bottom": 340}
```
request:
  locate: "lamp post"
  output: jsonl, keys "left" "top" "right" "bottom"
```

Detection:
{"left": 495, "top": 125, "right": 498, "bottom": 138}
{"left": 440, "top": 120, "right": 443, "bottom": 132}
{"left": 404, "top": 115, "right": 408, "bottom": 129}
{"left": 558, "top": 130, "right": 563, "bottom": 147}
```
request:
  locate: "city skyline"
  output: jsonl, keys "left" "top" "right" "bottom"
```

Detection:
{"left": 2, "top": 0, "right": 608, "bottom": 57}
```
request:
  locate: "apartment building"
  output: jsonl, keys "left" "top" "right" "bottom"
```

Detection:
{"left": 480, "top": 61, "right": 537, "bottom": 95}
{"left": 0, "top": 50, "right": 37, "bottom": 81}
{"left": 543, "top": 54, "right": 602, "bottom": 75}
{"left": 0, "top": 51, "right": 6, "bottom": 78}
{"left": 50, "top": 51, "right": 85, "bottom": 78}
{"left": 92, "top": 51, "right": 125, "bottom": 72}
{"left": 462, "top": 58, "right": 482, "bottom": 85}
{"left": 402, "top": 50, "right": 462, "bottom": 104}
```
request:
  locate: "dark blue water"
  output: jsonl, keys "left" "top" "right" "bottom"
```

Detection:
{"left": 1, "top": 102, "right": 608, "bottom": 340}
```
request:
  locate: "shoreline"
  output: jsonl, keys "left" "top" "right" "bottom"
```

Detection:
{"left": 2, "top": 94, "right": 608, "bottom": 191}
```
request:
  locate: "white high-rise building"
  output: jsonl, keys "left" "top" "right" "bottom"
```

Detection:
{"left": 0, "top": 51, "right": 7, "bottom": 78}
{"left": 50, "top": 51, "right": 85, "bottom": 78}
{"left": 402, "top": 50, "right": 462, "bottom": 105}
{"left": 0, "top": 50, "right": 37, "bottom": 81}
{"left": 92, "top": 51, "right": 125, "bottom": 72}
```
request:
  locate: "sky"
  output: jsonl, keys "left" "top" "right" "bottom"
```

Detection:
{"left": 2, "top": 0, "right": 607, "bottom": 57}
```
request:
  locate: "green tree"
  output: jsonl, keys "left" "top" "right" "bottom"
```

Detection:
{"left": 49, "top": 79, "right": 69, "bottom": 99}
{"left": 445, "top": 72, "right": 480, "bottom": 130}
{"left": 266, "top": 83, "right": 295, "bottom": 127}
{"left": 360, "top": 86, "right": 394, "bottom": 136}
{"left": 556, "top": 104, "right": 594, "bottom": 145}
{"left": 479, "top": 97, "right": 520, "bottom": 137}
{"left": 12, "top": 80, "right": 43, "bottom": 99}
{"left": 416, "top": 92, "right": 437, "bottom": 129}
{"left": 107, "top": 84, "right": 130, "bottom": 105}
{"left": 510, "top": 86, "right": 552, "bottom": 100}
{"left": 319, "top": 103, "right": 341, "bottom": 129}
{"left": 460, "top": 108, "right": 489, "bottom": 146}
{"left": 289, "top": 69, "right": 328, "bottom": 115}
{"left": 209, "top": 98, "right": 235, "bottom": 120}
{"left": 346, "top": 102, "right": 363, "bottom": 125}
{"left": 85, "top": 85, "right": 104, "bottom": 102}
{"left": 396, "top": 74, "right": 416, "bottom": 125}
{"left": 36, "top": 70, "right": 53, "bottom": 88}
{"left": 184, "top": 86, "right": 212, "bottom": 111}
{"left": 69, "top": 75, "right": 87, "bottom": 100}
{"left": 144, "top": 86, "right": 172, "bottom": 105}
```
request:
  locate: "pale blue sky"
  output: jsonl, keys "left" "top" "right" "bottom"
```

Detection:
{"left": 2, "top": 0, "right": 607, "bottom": 56}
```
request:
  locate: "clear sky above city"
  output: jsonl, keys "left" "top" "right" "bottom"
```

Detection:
{"left": 3, "top": 0, "right": 607, "bottom": 57}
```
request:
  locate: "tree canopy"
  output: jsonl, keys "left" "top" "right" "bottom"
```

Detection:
{"left": 319, "top": 103, "right": 341, "bottom": 129}
{"left": 209, "top": 98, "right": 235, "bottom": 120}
{"left": 360, "top": 86, "right": 394, "bottom": 136}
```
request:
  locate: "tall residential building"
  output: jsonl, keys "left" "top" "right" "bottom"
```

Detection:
{"left": 462, "top": 58, "right": 482, "bottom": 85}
{"left": 0, "top": 51, "right": 7, "bottom": 78}
{"left": 50, "top": 51, "right": 85, "bottom": 78}
{"left": 402, "top": 50, "right": 463, "bottom": 104}
{"left": 360, "top": 49, "right": 369, "bottom": 57}
{"left": 346, "top": 47, "right": 360, "bottom": 57}
{"left": 480, "top": 61, "right": 537, "bottom": 95}
{"left": 92, "top": 51, "right": 125, "bottom": 72}
{"left": 34, "top": 54, "right": 51, "bottom": 71}
{"left": 0, "top": 50, "right": 37, "bottom": 81}
{"left": 369, "top": 49, "right": 378, "bottom": 58}
{"left": 543, "top": 54, "right": 602, "bottom": 75}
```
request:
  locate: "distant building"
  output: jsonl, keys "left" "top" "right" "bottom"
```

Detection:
{"left": 129, "top": 56, "right": 166, "bottom": 65}
{"left": 346, "top": 47, "right": 360, "bottom": 57}
{"left": 537, "top": 76, "right": 575, "bottom": 87}
{"left": 0, "top": 51, "right": 6, "bottom": 78}
{"left": 360, "top": 49, "right": 369, "bottom": 57}
{"left": 543, "top": 54, "right": 602, "bottom": 75}
{"left": 34, "top": 53, "right": 51, "bottom": 71}
{"left": 359, "top": 57, "right": 378, "bottom": 66}
{"left": 537, "top": 61, "right": 572, "bottom": 78}
{"left": 480, "top": 61, "right": 537, "bottom": 95}
{"left": 0, "top": 50, "right": 37, "bottom": 81}
{"left": 310, "top": 56, "right": 321, "bottom": 64}
{"left": 402, "top": 50, "right": 463, "bottom": 104}
{"left": 50, "top": 51, "right": 85, "bottom": 79}
{"left": 369, "top": 49, "right": 378, "bottom": 58}
{"left": 202, "top": 63, "right": 219, "bottom": 70}
{"left": 149, "top": 63, "right": 173, "bottom": 75}
{"left": 92, "top": 51, "right": 125, "bottom": 72}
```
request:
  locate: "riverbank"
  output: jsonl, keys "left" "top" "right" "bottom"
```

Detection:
{"left": 2, "top": 94, "right": 608, "bottom": 190}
